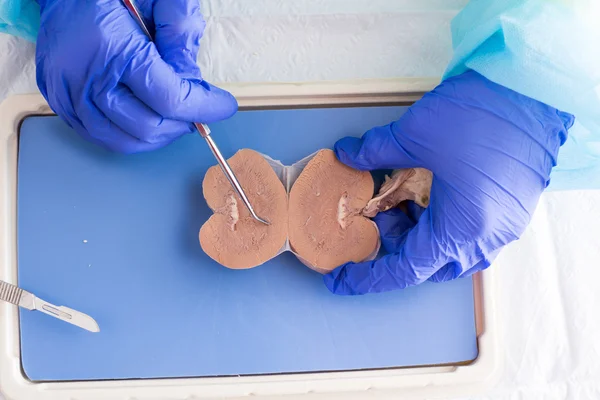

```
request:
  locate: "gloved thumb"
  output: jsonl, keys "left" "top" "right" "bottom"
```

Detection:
{"left": 334, "top": 122, "right": 420, "bottom": 171}
{"left": 152, "top": 0, "right": 205, "bottom": 79}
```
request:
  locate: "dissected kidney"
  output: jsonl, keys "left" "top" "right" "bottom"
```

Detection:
{"left": 199, "top": 150, "right": 288, "bottom": 270}
{"left": 288, "top": 150, "right": 379, "bottom": 273}
{"left": 199, "top": 149, "right": 380, "bottom": 273}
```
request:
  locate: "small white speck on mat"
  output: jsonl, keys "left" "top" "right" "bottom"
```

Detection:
{"left": 83, "top": 240, "right": 88, "bottom": 244}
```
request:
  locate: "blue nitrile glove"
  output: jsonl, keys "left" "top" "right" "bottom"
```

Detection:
{"left": 324, "top": 70, "right": 575, "bottom": 295}
{"left": 35, "top": 0, "right": 237, "bottom": 154}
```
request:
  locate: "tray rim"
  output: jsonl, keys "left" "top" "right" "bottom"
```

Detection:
{"left": 0, "top": 92, "right": 500, "bottom": 400}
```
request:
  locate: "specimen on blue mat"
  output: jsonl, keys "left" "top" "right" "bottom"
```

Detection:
{"left": 200, "top": 149, "right": 380, "bottom": 273}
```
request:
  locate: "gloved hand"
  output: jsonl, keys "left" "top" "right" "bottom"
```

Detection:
{"left": 35, "top": 0, "right": 237, "bottom": 154}
{"left": 324, "top": 70, "right": 574, "bottom": 295}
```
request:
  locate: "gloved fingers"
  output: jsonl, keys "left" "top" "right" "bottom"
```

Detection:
{"left": 120, "top": 42, "right": 237, "bottom": 123}
{"left": 94, "top": 83, "right": 194, "bottom": 144}
{"left": 373, "top": 205, "right": 424, "bottom": 253}
{"left": 334, "top": 122, "right": 420, "bottom": 171}
{"left": 324, "top": 209, "right": 451, "bottom": 295}
{"left": 153, "top": 0, "right": 205, "bottom": 78}
{"left": 74, "top": 99, "right": 175, "bottom": 154}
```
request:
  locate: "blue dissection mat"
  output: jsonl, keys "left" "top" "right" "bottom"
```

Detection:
{"left": 18, "top": 107, "right": 478, "bottom": 382}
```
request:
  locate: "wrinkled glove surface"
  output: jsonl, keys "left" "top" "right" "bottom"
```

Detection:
{"left": 35, "top": 0, "right": 237, "bottom": 153}
{"left": 325, "top": 71, "right": 574, "bottom": 295}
